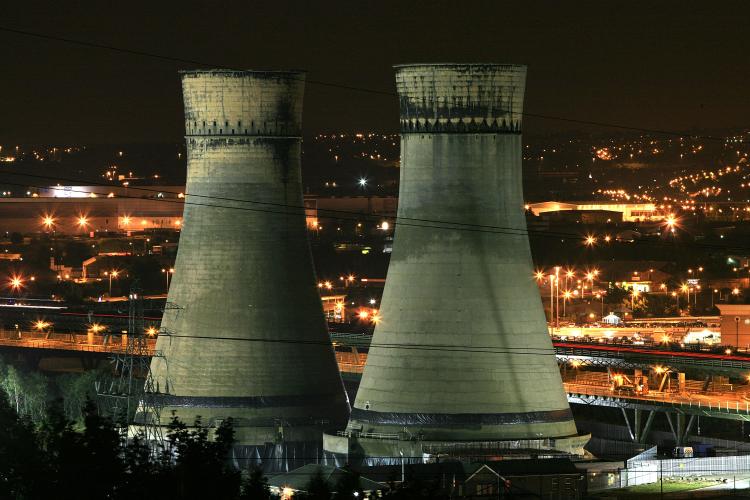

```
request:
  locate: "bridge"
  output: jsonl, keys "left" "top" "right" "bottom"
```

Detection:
{"left": 2, "top": 327, "right": 749, "bottom": 445}
{"left": 555, "top": 341, "right": 750, "bottom": 375}
{"left": 0, "top": 330, "right": 156, "bottom": 371}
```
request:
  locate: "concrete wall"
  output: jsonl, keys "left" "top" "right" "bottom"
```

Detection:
{"left": 150, "top": 70, "right": 349, "bottom": 445}
{"left": 348, "top": 64, "right": 577, "bottom": 443}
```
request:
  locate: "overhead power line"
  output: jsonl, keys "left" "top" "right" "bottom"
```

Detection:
{"left": 164, "top": 333, "right": 556, "bottom": 356}
{"left": 0, "top": 26, "right": 744, "bottom": 250}
{"left": 0, "top": 25, "right": 731, "bottom": 141}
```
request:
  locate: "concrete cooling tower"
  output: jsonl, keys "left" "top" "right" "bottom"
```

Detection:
{"left": 149, "top": 70, "right": 349, "bottom": 470}
{"left": 325, "top": 63, "right": 587, "bottom": 464}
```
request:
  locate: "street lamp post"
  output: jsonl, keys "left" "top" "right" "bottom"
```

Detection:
{"left": 549, "top": 275, "right": 555, "bottom": 329}
{"left": 554, "top": 267, "right": 561, "bottom": 328}
{"left": 686, "top": 287, "right": 691, "bottom": 310}
{"left": 161, "top": 268, "right": 174, "bottom": 292}
{"left": 105, "top": 270, "right": 119, "bottom": 296}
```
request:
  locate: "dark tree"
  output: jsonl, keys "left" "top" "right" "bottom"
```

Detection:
{"left": 299, "top": 468, "right": 332, "bottom": 500}
{"left": 333, "top": 465, "right": 363, "bottom": 499}
{"left": 165, "top": 416, "right": 241, "bottom": 499}
{"left": 0, "top": 394, "right": 48, "bottom": 499}
{"left": 241, "top": 466, "right": 274, "bottom": 499}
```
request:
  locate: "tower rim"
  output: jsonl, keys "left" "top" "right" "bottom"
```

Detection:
{"left": 393, "top": 62, "right": 526, "bottom": 70}
{"left": 179, "top": 69, "right": 306, "bottom": 77}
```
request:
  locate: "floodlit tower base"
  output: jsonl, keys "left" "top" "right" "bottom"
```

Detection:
{"left": 326, "top": 63, "right": 588, "bottom": 465}
{"left": 324, "top": 433, "right": 590, "bottom": 466}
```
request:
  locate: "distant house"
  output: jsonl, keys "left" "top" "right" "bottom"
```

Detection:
{"left": 362, "top": 459, "right": 586, "bottom": 499}
{"left": 267, "top": 464, "right": 385, "bottom": 499}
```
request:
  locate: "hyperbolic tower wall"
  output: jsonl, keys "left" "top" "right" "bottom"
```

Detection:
{"left": 327, "top": 64, "right": 583, "bottom": 462}
{"left": 150, "top": 70, "right": 349, "bottom": 468}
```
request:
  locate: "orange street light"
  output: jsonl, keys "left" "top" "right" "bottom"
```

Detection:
{"left": 89, "top": 323, "right": 105, "bottom": 333}
{"left": 34, "top": 320, "right": 50, "bottom": 331}
{"left": 584, "top": 235, "right": 596, "bottom": 247}
{"left": 9, "top": 275, "right": 23, "bottom": 292}
{"left": 42, "top": 215, "right": 55, "bottom": 230}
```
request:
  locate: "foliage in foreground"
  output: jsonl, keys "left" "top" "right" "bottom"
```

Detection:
{"left": 0, "top": 396, "right": 273, "bottom": 500}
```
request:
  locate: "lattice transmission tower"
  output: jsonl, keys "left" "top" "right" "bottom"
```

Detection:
{"left": 96, "top": 284, "right": 164, "bottom": 446}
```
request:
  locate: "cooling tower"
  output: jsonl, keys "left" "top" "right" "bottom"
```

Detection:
{"left": 149, "top": 70, "right": 349, "bottom": 469}
{"left": 324, "top": 64, "right": 586, "bottom": 463}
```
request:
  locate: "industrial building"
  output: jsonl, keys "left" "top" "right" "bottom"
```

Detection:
{"left": 325, "top": 63, "right": 587, "bottom": 464}
{"left": 526, "top": 201, "right": 665, "bottom": 222}
{"left": 148, "top": 70, "right": 349, "bottom": 470}
{"left": 0, "top": 191, "right": 184, "bottom": 235}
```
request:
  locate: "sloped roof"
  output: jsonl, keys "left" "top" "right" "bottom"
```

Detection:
{"left": 267, "top": 464, "right": 384, "bottom": 492}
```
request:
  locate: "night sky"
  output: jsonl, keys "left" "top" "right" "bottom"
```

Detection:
{"left": 2, "top": 1, "right": 749, "bottom": 144}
